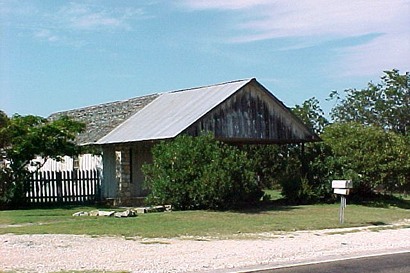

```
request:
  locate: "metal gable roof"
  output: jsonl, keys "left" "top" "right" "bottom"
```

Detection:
{"left": 96, "top": 79, "right": 252, "bottom": 144}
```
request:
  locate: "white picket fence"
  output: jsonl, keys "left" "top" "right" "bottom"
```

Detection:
{"left": 26, "top": 169, "right": 101, "bottom": 204}
{"left": 24, "top": 154, "right": 103, "bottom": 204}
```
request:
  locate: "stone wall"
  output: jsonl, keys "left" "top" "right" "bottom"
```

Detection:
{"left": 115, "top": 148, "right": 132, "bottom": 205}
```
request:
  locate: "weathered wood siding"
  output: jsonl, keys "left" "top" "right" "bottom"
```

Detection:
{"left": 184, "top": 82, "right": 315, "bottom": 143}
{"left": 27, "top": 170, "right": 101, "bottom": 204}
{"left": 31, "top": 154, "right": 102, "bottom": 172}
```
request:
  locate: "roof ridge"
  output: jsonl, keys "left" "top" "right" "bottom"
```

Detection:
{"left": 50, "top": 79, "right": 254, "bottom": 117}
{"left": 168, "top": 78, "right": 254, "bottom": 94}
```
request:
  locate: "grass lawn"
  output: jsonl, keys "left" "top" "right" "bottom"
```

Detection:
{"left": 1, "top": 194, "right": 409, "bottom": 238}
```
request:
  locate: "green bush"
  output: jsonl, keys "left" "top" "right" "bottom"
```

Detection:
{"left": 142, "top": 134, "right": 263, "bottom": 210}
{"left": 280, "top": 176, "right": 319, "bottom": 205}
{"left": 0, "top": 166, "right": 29, "bottom": 207}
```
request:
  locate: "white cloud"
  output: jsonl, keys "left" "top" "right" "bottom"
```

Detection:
{"left": 33, "top": 28, "right": 87, "bottom": 48}
{"left": 13, "top": 2, "right": 147, "bottom": 48}
{"left": 34, "top": 29, "right": 59, "bottom": 42}
{"left": 181, "top": 0, "right": 407, "bottom": 41}
{"left": 338, "top": 32, "right": 410, "bottom": 77}
{"left": 57, "top": 3, "right": 144, "bottom": 31}
{"left": 179, "top": 0, "right": 271, "bottom": 10}
{"left": 71, "top": 13, "right": 123, "bottom": 30}
{"left": 179, "top": 0, "right": 410, "bottom": 76}
{"left": 2, "top": 1, "right": 146, "bottom": 47}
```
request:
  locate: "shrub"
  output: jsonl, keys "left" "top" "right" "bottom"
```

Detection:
{"left": 142, "top": 134, "right": 263, "bottom": 210}
{"left": 280, "top": 176, "right": 318, "bottom": 205}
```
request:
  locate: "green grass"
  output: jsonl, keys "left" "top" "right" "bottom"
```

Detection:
{"left": 262, "top": 189, "right": 284, "bottom": 201}
{"left": 1, "top": 199, "right": 409, "bottom": 238}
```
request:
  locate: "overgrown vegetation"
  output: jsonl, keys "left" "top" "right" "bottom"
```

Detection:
{"left": 143, "top": 134, "right": 263, "bottom": 210}
{"left": 325, "top": 69, "right": 409, "bottom": 196}
{"left": 261, "top": 69, "right": 410, "bottom": 203}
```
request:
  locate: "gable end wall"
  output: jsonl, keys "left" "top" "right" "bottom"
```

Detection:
{"left": 184, "top": 83, "right": 314, "bottom": 143}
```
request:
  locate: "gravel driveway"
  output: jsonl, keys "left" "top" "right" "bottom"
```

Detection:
{"left": 1, "top": 222, "right": 410, "bottom": 273}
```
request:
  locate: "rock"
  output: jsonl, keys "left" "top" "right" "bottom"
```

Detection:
{"left": 151, "top": 205, "right": 166, "bottom": 212}
{"left": 72, "top": 211, "right": 89, "bottom": 217}
{"left": 135, "top": 205, "right": 172, "bottom": 214}
{"left": 136, "top": 207, "right": 147, "bottom": 214}
{"left": 114, "top": 209, "right": 137, "bottom": 218}
{"left": 74, "top": 210, "right": 138, "bottom": 218}
{"left": 89, "top": 210, "right": 99, "bottom": 217}
{"left": 98, "top": 211, "right": 115, "bottom": 217}
{"left": 127, "top": 209, "right": 137, "bottom": 217}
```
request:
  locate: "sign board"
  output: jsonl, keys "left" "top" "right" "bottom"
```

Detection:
{"left": 332, "top": 180, "right": 353, "bottom": 189}
{"left": 334, "top": 188, "right": 350, "bottom": 195}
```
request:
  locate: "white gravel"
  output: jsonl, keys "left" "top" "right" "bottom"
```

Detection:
{"left": 1, "top": 222, "right": 410, "bottom": 273}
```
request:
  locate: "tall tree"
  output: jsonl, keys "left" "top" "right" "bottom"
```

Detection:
{"left": 330, "top": 69, "right": 409, "bottom": 135}
{"left": 292, "top": 97, "right": 329, "bottom": 135}
{"left": 0, "top": 111, "right": 9, "bottom": 155}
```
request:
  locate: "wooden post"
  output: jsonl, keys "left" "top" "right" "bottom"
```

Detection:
{"left": 339, "top": 195, "right": 347, "bottom": 224}
{"left": 56, "top": 171, "right": 63, "bottom": 204}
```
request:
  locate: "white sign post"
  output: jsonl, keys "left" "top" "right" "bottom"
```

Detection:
{"left": 332, "top": 180, "right": 353, "bottom": 224}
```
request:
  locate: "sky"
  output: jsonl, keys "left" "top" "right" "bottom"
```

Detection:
{"left": 1, "top": 0, "right": 409, "bottom": 118}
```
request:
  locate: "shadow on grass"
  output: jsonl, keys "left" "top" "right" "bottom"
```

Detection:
{"left": 230, "top": 198, "right": 301, "bottom": 214}
{"left": 367, "top": 221, "right": 386, "bottom": 226}
{"left": 352, "top": 194, "right": 410, "bottom": 210}
{"left": 1, "top": 202, "right": 113, "bottom": 211}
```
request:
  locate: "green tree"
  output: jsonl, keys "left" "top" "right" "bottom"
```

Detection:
{"left": 246, "top": 98, "right": 332, "bottom": 204}
{"left": 328, "top": 69, "right": 410, "bottom": 195}
{"left": 292, "top": 97, "right": 329, "bottom": 135}
{"left": 0, "top": 111, "right": 9, "bottom": 158}
{"left": 0, "top": 113, "right": 85, "bottom": 205}
{"left": 244, "top": 144, "right": 294, "bottom": 190}
{"left": 322, "top": 122, "right": 410, "bottom": 195}
{"left": 143, "top": 134, "right": 262, "bottom": 210}
{"left": 330, "top": 69, "right": 409, "bottom": 135}
{"left": 277, "top": 99, "right": 337, "bottom": 203}
{"left": 0, "top": 111, "right": 8, "bottom": 128}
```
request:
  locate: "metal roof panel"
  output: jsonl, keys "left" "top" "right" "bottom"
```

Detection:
{"left": 97, "top": 79, "right": 252, "bottom": 144}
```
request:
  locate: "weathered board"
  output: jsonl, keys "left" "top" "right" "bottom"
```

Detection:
{"left": 184, "top": 82, "right": 317, "bottom": 144}
{"left": 26, "top": 170, "right": 101, "bottom": 204}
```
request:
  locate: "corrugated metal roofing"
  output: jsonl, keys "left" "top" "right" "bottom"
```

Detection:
{"left": 97, "top": 79, "right": 252, "bottom": 144}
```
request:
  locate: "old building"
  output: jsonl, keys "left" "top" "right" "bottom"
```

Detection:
{"left": 50, "top": 78, "right": 320, "bottom": 205}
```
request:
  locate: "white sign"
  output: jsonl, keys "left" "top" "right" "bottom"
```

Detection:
{"left": 332, "top": 180, "right": 353, "bottom": 189}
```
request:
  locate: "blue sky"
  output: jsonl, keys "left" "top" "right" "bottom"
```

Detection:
{"left": 1, "top": 0, "right": 409, "bottom": 117}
